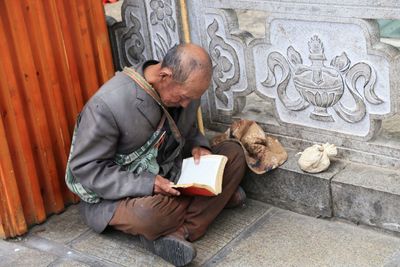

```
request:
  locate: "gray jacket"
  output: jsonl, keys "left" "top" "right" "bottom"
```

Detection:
{"left": 69, "top": 67, "right": 209, "bottom": 232}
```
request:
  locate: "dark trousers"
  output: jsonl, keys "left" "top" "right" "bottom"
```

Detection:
{"left": 109, "top": 141, "right": 246, "bottom": 241}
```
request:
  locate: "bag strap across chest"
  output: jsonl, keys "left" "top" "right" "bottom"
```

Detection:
{"left": 123, "top": 67, "right": 182, "bottom": 143}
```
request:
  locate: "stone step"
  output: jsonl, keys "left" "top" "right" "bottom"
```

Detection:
{"left": 242, "top": 148, "right": 400, "bottom": 234}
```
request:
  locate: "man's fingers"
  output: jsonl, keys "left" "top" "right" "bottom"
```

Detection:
{"left": 192, "top": 148, "right": 201, "bottom": 165}
{"left": 193, "top": 154, "right": 200, "bottom": 165}
{"left": 166, "top": 187, "right": 180, "bottom": 196}
{"left": 192, "top": 147, "right": 212, "bottom": 165}
{"left": 154, "top": 175, "right": 180, "bottom": 196}
{"left": 158, "top": 182, "right": 180, "bottom": 196}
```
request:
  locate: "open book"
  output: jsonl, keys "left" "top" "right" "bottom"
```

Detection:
{"left": 172, "top": 155, "right": 228, "bottom": 196}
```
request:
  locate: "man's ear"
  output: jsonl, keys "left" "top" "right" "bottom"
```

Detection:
{"left": 159, "top": 67, "right": 173, "bottom": 81}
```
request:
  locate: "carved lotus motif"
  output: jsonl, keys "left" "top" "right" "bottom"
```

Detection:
{"left": 294, "top": 69, "right": 344, "bottom": 121}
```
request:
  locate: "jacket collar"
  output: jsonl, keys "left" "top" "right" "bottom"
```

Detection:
{"left": 135, "top": 60, "right": 162, "bottom": 130}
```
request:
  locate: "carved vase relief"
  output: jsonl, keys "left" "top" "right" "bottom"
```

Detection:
{"left": 264, "top": 35, "right": 383, "bottom": 123}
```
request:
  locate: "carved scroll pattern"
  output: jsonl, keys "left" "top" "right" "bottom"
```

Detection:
{"left": 207, "top": 19, "right": 240, "bottom": 107}
{"left": 107, "top": 1, "right": 149, "bottom": 70}
{"left": 147, "top": 0, "right": 179, "bottom": 60}
{"left": 263, "top": 35, "right": 383, "bottom": 123}
{"left": 108, "top": 0, "right": 180, "bottom": 70}
{"left": 121, "top": 12, "right": 146, "bottom": 68}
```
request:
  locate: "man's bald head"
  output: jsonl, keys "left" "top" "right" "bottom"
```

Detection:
{"left": 161, "top": 44, "right": 212, "bottom": 83}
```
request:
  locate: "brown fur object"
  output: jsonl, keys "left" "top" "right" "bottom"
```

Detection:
{"left": 211, "top": 119, "right": 288, "bottom": 174}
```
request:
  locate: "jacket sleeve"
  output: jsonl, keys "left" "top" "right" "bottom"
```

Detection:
{"left": 69, "top": 96, "right": 156, "bottom": 200}
{"left": 182, "top": 100, "right": 211, "bottom": 156}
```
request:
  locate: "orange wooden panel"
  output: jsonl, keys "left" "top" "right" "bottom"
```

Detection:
{"left": 0, "top": 112, "right": 28, "bottom": 237}
{"left": 0, "top": 0, "right": 114, "bottom": 239}
{"left": 0, "top": 1, "right": 46, "bottom": 228}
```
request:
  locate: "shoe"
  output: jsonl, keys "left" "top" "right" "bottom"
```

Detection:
{"left": 140, "top": 234, "right": 196, "bottom": 266}
{"left": 172, "top": 225, "right": 190, "bottom": 241}
{"left": 225, "top": 186, "right": 246, "bottom": 209}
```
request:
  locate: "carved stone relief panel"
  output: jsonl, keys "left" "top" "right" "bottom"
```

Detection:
{"left": 186, "top": 0, "right": 400, "bottom": 168}
{"left": 145, "top": 0, "right": 180, "bottom": 61}
{"left": 253, "top": 17, "right": 397, "bottom": 138}
{"left": 204, "top": 9, "right": 251, "bottom": 116}
{"left": 107, "top": 0, "right": 180, "bottom": 70}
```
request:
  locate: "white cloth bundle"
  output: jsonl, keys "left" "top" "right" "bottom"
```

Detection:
{"left": 297, "top": 143, "right": 337, "bottom": 173}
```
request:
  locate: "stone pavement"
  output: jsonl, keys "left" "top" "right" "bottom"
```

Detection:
{"left": 1, "top": 199, "right": 400, "bottom": 267}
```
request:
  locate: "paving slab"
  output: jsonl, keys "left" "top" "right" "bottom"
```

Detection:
{"left": 190, "top": 200, "right": 272, "bottom": 266}
{"left": 71, "top": 229, "right": 168, "bottom": 267}
{"left": 21, "top": 235, "right": 114, "bottom": 267}
{"left": 29, "top": 204, "right": 90, "bottom": 244}
{"left": 69, "top": 199, "right": 271, "bottom": 266}
{"left": 210, "top": 208, "right": 400, "bottom": 267}
{"left": 48, "top": 258, "right": 91, "bottom": 267}
{"left": 0, "top": 239, "right": 57, "bottom": 267}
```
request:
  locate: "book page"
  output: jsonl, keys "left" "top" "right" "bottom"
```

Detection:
{"left": 177, "top": 155, "right": 226, "bottom": 188}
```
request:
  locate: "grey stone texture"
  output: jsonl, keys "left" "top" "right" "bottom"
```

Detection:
{"left": 242, "top": 149, "right": 347, "bottom": 218}
{"left": 106, "top": 0, "right": 181, "bottom": 71}
{"left": 212, "top": 208, "right": 400, "bottom": 267}
{"left": 185, "top": 0, "right": 400, "bottom": 235}
{"left": 239, "top": 143, "right": 400, "bottom": 234}
{"left": 0, "top": 239, "right": 57, "bottom": 267}
{"left": 2, "top": 203, "right": 400, "bottom": 267}
{"left": 29, "top": 204, "right": 90, "bottom": 244}
{"left": 49, "top": 259, "right": 91, "bottom": 267}
{"left": 0, "top": 201, "right": 273, "bottom": 267}
{"left": 184, "top": 0, "right": 400, "bottom": 171}
{"left": 191, "top": 200, "right": 271, "bottom": 266}
{"left": 71, "top": 230, "right": 168, "bottom": 267}
{"left": 69, "top": 200, "right": 271, "bottom": 266}
{"left": 332, "top": 163, "right": 400, "bottom": 232}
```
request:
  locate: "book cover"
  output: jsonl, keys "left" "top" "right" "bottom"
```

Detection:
{"left": 172, "top": 154, "right": 228, "bottom": 196}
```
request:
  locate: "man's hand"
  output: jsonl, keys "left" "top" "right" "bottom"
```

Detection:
{"left": 154, "top": 175, "right": 181, "bottom": 196}
{"left": 191, "top": 146, "right": 212, "bottom": 165}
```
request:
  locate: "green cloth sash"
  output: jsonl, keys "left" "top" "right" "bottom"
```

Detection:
{"left": 65, "top": 120, "right": 165, "bottom": 203}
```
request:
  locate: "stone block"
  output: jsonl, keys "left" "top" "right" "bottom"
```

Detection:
{"left": 242, "top": 149, "right": 347, "bottom": 218}
{"left": 332, "top": 163, "right": 400, "bottom": 233}
{"left": 211, "top": 208, "right": 400, "bottom": 267}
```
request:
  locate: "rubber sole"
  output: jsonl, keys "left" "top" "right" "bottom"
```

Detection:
{"left": 140, "top": 235, "right": 197, "bottom": 266}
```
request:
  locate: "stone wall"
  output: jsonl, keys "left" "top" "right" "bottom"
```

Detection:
{"left": 107, "top": 0, "right": 400, "bottom": 170}
{"left": 186, "top": 1, "right": 400, "bottom": 170}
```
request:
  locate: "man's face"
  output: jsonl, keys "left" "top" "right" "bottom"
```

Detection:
{"left": 159, "top": 71, "right": 210, "bottom": 108}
